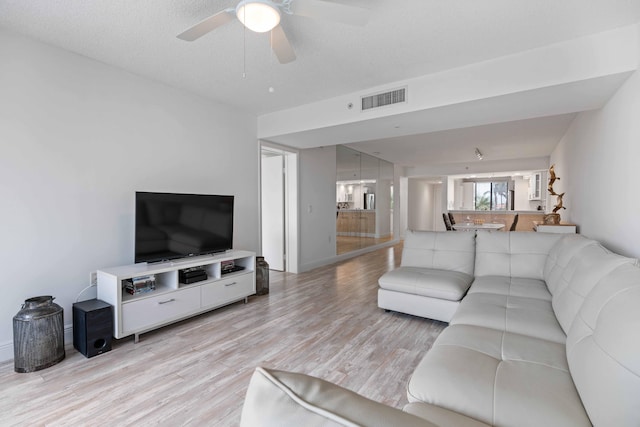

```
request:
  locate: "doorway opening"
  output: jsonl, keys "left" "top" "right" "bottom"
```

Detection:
{"left": 260, "top": 144, "right": 298, "bottom": 273}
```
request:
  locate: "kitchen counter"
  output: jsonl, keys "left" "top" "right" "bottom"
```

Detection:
{"left": 449, "top": 210, "right": 543, "bottom": 214}
{"left": 448, "top": 211, "right": 545, "bottom": 232}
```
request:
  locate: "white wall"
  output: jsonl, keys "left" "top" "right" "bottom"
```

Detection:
{"left": 259, "top": 25, "right": 638, "bottom": 147}
{"left": 0, "top": 31, "right": 259, "bottom": 361}
{"left": 298, "top": 146, "right": 337, "bottom": 271}
{"left": 375, "top": 179, "right": 392, "bottom": 237}
{"left": 514, "top": 176, "right": 532, "bottom": 210}
{"left": 399, "top": 177, "right": 409, "bottom": 238}
{"left": 550, "top": 66, "right": 640, "bottom": 258}
{"left": 513, "top": 175, "right": 546, "bottom": 211}
{"left": 284, "top": 150, "right": 299, "bottom": 274}
{"left": 408, "top": 179, "right": 437, "bottom": 231}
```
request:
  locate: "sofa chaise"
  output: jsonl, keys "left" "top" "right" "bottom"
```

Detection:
{"left": 239, "top": 231, "right": 640, "bottom": 426}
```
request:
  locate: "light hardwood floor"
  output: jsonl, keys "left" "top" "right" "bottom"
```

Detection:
{"left": 336, "top": 235, "right": 394, "bottom": 255}
{"left": 0, "top": 244, "right": 446, "bottom": 426}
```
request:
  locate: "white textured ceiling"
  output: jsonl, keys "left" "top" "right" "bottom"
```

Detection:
{"left": 2, "top": 0, "right": 640, "bottom": 168}
{"left": 348, "top": 113, "right": 578, "bottom": 168}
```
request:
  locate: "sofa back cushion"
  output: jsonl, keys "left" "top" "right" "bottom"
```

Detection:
{"left": 401, "top": 230, "right": 475, "bottom": 276}
{"left": 474, "top": 232, "right": 562, "bottom": 279}
{"left": 543, "top": 234, "right": 596, "bottom": 295}
{"left": 551, "top": 242, "right": 635, "bottom": 333}
{"left": 566, "top": 263, "right": 640, "bottom": 426}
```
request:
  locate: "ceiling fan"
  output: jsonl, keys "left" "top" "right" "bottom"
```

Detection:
{"left": 177, "top": 0, "right": 368, "bottom": 64}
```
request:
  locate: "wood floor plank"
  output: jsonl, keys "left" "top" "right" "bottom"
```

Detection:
{"left": 0, "top": 244, "right": 446, "bottom": 425}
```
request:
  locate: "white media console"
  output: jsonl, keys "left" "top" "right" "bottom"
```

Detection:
{"left": 96, "top": 250, "right": 256, "bottom": 342}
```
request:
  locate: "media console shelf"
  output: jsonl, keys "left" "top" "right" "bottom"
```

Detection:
{"left": 97, "top": 250, "right": 256, "bottom": 343}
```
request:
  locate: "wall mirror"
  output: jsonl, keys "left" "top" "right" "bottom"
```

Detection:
{"left": 336, "top": 145, "right": 393, "bottom": 255}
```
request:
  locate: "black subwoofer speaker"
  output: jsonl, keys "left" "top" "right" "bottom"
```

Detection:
{"left": 73, "top": 299, "right": 113, "bottom": 358}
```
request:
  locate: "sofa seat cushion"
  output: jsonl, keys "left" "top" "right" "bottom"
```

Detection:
{"left": 403, "top": 402, "right": 490, "bottom": 427}
{"left": 379, "top": 267, "right": 473, "bottom": 301}
{"left": 450, "top": 292, "right": 566, "bottom": 343}
{"left": 240, "top": 367, "right": 434, "bottom": 427}
{"left": 407, "top": 325, "right": 591, "bottom": 427}
{"left": 467, "top": 276, "right": 551, "bottom": 301}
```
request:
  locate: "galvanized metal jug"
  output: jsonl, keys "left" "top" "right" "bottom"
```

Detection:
{"left": 13, "top": 296, "right": 65, "bottom": 373}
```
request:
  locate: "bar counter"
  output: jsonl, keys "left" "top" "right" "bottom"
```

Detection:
{"left": 449, "top": 210, "right": 545, "bottom": 232}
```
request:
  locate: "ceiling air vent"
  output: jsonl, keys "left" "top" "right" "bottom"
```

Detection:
{"left": 361, "top": 87, "right": 407, "bottom": 111}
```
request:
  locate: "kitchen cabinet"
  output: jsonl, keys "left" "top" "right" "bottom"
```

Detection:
{"left": 529, "top": 172, "right": 542, "bottom": 200}
{"left": 336, "top": 210, "right": 376, "bottom": 236}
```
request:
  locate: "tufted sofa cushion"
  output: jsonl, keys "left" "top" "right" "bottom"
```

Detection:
{"left": 550, "top": 242, "right": 635, "bottom": 333}
{"left": 407, "top": 324, "right": 591, "bottom": 426}
{"left": 566, "top": 263, "right": 640, "bottom": 426}
{"left": 466, "top": 275, "right": 551, "bottom": 301}
{"left": 474, "top": 231, "right": 562, "bottom": 279}
{"left": 378, "top": 267, "right": 472, "bottom": 301}
{"left": 543, "top": 234, "right": 596, "bottom": 294}
{"left": 401, "top": 230, "right": 475, "bottom": 276}
{"left": 449, "top": 291, "right": 566, "bottom": 343}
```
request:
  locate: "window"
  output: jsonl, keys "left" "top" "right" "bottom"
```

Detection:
{"left": 474, "top": 181, "right": 508, "bottom": 211}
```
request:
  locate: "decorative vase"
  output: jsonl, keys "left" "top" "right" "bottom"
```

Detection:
{"left": 13, "top": 296, "right": 65, "bottom": 373}
{"left": 255, "top": 256, "right": 270, "bottom": 295}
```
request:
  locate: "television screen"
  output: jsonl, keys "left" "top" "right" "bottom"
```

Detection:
{"left": 135, "top": 192, "right": 234, "bottom": 263}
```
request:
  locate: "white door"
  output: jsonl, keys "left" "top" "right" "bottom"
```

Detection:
{"left": 261, "top": 152, "right": 285, "bottom": 271}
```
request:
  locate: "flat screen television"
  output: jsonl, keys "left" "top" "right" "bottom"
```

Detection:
{"left": 135, "top": 192, "right": 234, "bottom": 263}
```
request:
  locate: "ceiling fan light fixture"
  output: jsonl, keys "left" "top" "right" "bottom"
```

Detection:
{"left": 237, "top": 0, "right": 281, "bottom": 33}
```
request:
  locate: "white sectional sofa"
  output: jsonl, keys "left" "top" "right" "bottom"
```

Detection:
{"left": 240, "top": 231, "right": 640, "bottom": 426}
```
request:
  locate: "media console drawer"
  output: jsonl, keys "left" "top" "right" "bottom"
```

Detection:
{"left": 121, "top": 287, "right": 200, "bottom": 333}
{"left": 201, "top": 274, "right": 254, "bottom": 308}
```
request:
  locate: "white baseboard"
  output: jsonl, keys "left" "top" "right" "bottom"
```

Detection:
{"left": 0, "top": 340, "right": 13, "bottom": 363}
{"left": 0, "top": 324, "right": 74, "bottom": 364}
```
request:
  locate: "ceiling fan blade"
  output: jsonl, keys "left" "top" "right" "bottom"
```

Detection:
{"left": 177, "top": 9, "right": 235, "bottom": 41}
{"left": 271, "top": 25, "right": 296, "bottom": 64}
{"left": 290, "top": 0, "right": 369, "bottom": 26}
